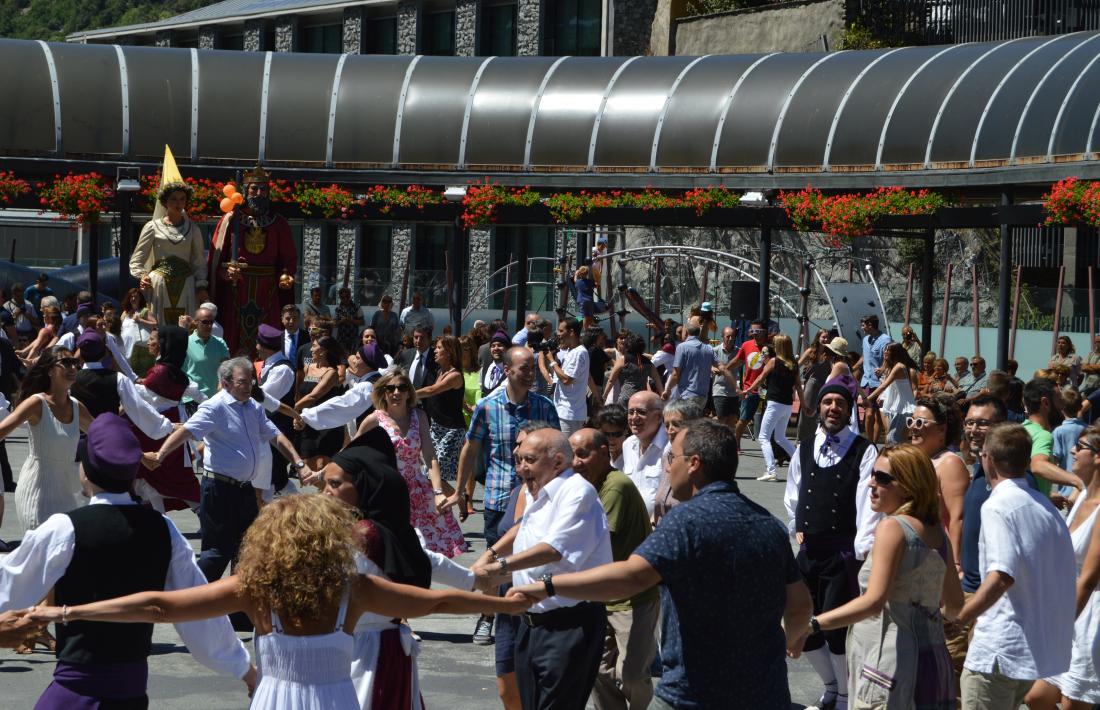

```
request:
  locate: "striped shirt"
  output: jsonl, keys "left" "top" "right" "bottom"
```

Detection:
{"left": 466, "top": 385, "right": 559, "bottom": 511}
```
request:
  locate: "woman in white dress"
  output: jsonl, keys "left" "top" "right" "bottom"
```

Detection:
{"left": 866, "top": 342, "right": 919, "bottom": 445}
{"left": 30, "top": 494, "right": 527, "bottom": 709}
{"left": 129, "top": 181, "right": 208, "bottom": 325}
{"left": 1027, "top": 425, "right": 1100, "bottom": 709}
{"left": 907, "top": 396, "right": 969, "bottom": 567}
{"left": 0, "top": 347, "right": 93, "bottom": 532}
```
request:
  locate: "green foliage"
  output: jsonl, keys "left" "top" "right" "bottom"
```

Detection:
{"left": 685, "top": 0, "right": 779, "bottom": 16}
{"left": 838, "top": 22, "right": 898, "bottom": 50}
{"left": 0, "top": 0, "right": 210, "bottom": 42}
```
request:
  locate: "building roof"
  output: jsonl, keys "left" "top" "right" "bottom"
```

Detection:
{"left": 4, "top": 35, "right": 1100, "bottom": 190}
{"left": 67, "top": 0, "right": 377, "bottom": 41}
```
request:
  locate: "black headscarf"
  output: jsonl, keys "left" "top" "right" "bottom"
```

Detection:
{"left": 156, "top": 324, "right": 190, "bottom": 386}
{"left": 331, "top": 426, "right": 432, "bottom": 589}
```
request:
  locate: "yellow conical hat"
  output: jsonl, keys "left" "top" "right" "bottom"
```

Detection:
{"left": 152, "top": 145, "right": 185, "bottom": 221}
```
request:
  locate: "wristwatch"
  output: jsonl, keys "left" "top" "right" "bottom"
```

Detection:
{"left": 540, "top": 573, "right": 556, "bottom": 598}
{"left": 497, "top": 556, "right": 509, "bottom": 573}
{"left": 809, "top": 615, "right": 821, "bottom": 635}
{"left": 433, "top": 488, "right": 445, "bottom": 495}
{"left": 293, "top": 460, "right": 306, "bottom": 471}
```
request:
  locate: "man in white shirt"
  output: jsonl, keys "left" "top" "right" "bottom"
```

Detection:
{"left": 621, "top": 391, "right": 668, "bottom": 517}
{"left": 540, "top": 319, "right": 590, "bottom": 436}
{"left": 472, "top": 428, "right": 612, "bottom": 710}
{"left": 256, "top": 323, "right": 296, "bottom": 495}
{"left": 955, "top": 423, "right": 1075, "bottom": 709}
{"left": 0, "top": 414, "right": 254, "bottom": 704}
{"left": 783, "top": 378, "right": 879, "bottom": 710}
{"left": 59, "top": 303, "right": 138, "bottom": 382}
{"left": 399, "top": 291, "right": 435, "bottom": 337}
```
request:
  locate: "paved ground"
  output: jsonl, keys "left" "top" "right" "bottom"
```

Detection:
{"left": 0, "top": 426, "right": 824, "bottom": 708}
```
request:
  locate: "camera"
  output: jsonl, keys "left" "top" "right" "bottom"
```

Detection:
{"left": 530, "top": 334, "right": 559, "bottom": 354}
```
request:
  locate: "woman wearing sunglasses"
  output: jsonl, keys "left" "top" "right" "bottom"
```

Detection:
{"left": 352, "top": 369, "right": 466, "bottom": 558}
{"left": 0, "top": 347, "right": 94, "bottom": 533}
{"left": 1026, "top": 426, "right": 1100, "bottom": 709}
{"left": 907, "top": 396, "right": 969, "bottom": 567}
{"left": 789, "top": 444, "right": 964, "bottom": 709}
{"left": 865, "top": 343, "right": 920, "bottom": 445}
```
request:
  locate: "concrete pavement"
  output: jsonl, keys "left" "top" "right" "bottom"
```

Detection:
{"left": 0, "top": 427, "right": 825, "bottom": 709}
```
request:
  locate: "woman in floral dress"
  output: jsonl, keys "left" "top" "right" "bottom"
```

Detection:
{"left": 352, "top": 368, "right": 466, "bottom": 558}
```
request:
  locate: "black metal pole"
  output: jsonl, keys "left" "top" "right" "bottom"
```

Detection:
{"left": 997, "top": 190, "right": 1013, "bottom": 370}
{"left": 117, "top": 192, "right": 134, "bottom": 301}
{"left": 449, "top": 218, "right": 463, "bottom": 335}
{"left": 921, "top": 228, "right": 934, "bottom": 357}
{"left": 514, "top": 229, "right": 528, "bottom": 334}
{"left": 758, "top": 226, "right": 772, "bottom": 323}
{"left": 88, "top": 222, "right": 99, "bottom": 304}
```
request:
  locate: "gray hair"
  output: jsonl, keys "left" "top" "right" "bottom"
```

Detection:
{"left": 679, "top": 419, "right": 738, "bottom": 483}
{"left": 543, "top": 429, "right": 574, "bottom": 462}
{"left": 39, "top": 295, "right": 60, "bottom": 310}
{"left": 519, "top": 420, "right": 555, "bottom": 436}
{"left": 199, "top": 302, "right": 218, "bottom": 316}
{"left": 664, "top": 398, "right": 705, "bottom": 422}
{"left": 686, "top": 323, "right": 702, "bottom": 336}
{"left": 218, "top": 357, "right": 253, "bottom": 384}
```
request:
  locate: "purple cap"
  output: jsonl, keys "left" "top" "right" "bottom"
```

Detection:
{"left": 80, "top": 413, "right": 141, "bottom": 493}
{"left": 76, "top": 330, "right": 105, "bottom": 362}
{"left": 359, "top": 343, "right": 388, "bottom": 371}
{"left": 817, "top": 374, "right": 857, "bottom": 411}
{"left": 256, "top": 323, "right": 283, "bottom": 351}
{"left": 75, "top": 302, "right": 101, "bottom": 320}
{"left": 490, "top": 329, "right": 510, "bottom": 346}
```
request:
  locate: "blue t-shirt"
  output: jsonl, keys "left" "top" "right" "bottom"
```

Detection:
{"left": 1052, "top": 417, "right": 1086, "bottom": 471}
{"left": 960, "top": 461, "right": 1039, "bottom": 593}
{"left": 636, "top": 480, "right": 799, "bottom": 709}
{"left": 860, "top": 331, "right": 891, "bottom": 388}
{"left": 671, "top": 336, "right": 715, "bottom": 400}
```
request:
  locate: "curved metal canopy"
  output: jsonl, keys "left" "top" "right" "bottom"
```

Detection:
{"left": 5, "top": 35, "right": 1100, "bottom": 189}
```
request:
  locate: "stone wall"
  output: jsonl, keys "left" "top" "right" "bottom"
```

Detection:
{"left": 673, "top": 0, "right": 844, "bottom": 55}
{"left": 468, "top": 228, "right": 492, "bottom": 299}
{"left": 154, "top": 30, "right": 174, "bottom": 48}
{"left": 398, "top": 1, "right": 420, "bottom": 55}
{"left": 343, "top": 7, "right": 365, "bottom": 54}
{"left": 301, "top": 223, "right": 323, "bottom": 291}
{"left": 198, "top": 27, "right": 221, "bottom": 50}
{"left": 455, "top": 0, "right": 479, "bottom": 57}
{"left": 244, "top": 20, "right": 266, "bottom": 52}
{"left": 337, "top": 224, "right": 361, "bottom": 285}
{"left": 517, "top": 0, "right": 542, "bottom": 56}
{"left": 275, "top": 16, "right": 299, "bottom": 53}
{"left": 613, "top": 0, "right": 657, "bottom": 56}
{"left": 389, "top": 224, "right": 414, "bottom": 300}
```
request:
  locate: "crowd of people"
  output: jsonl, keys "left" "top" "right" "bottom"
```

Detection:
{"left": 0, "top": 173, "right": 1096, "bottom": 709}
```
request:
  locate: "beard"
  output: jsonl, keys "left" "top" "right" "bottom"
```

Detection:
{"left": 246, "top": 195, "right": 271, "bottom": 214}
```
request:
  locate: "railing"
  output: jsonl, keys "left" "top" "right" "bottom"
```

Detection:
{"left": 849, "top": 0, "right": 1100, "bottom": 45}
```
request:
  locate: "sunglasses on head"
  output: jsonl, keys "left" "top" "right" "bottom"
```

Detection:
{"left": 383, "top": 383, "right": 411, "bottom": 393}
{"left": 872, "top": 470, "right": 896, "bottom": 486}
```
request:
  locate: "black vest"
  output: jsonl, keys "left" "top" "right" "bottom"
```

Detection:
{"left": 795, "top": 433, "right": 873, "bottom": 538}
{"left": 263, "top": 359, "right": 296, "bottom": 489}
{"left": 55, "top": 505, "right": 172, "bottom": 664}
{"left": 72, "top": 368, "right": 120, "bottom": 418}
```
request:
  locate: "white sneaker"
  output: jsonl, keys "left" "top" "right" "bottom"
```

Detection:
{"left": 756, "top": 472, "right": 778, "bottom": 482}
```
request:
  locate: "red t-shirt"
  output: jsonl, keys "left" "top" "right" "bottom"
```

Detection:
{"left": 735, "top": 340, "right": 766, "bottom": 389}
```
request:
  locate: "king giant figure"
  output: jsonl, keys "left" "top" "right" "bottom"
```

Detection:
{"left": 208, "top": 167, "right": 297, "bottom": 353}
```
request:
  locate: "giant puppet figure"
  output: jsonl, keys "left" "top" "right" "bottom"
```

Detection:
{"left": 209, "top": 166, "right": 297, "bottom": 353}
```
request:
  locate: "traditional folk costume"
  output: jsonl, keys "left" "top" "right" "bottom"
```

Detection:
{"left": 784, "top": 378, "right": 880, "bottom": 710}
{"left": 131, "top": 325, "right": 205, "bottom": 512}
{"left": 208, "top": 166, "right": 297, "bottom": 354}
{"left": 129, "top": 214, "right": 207, "bottom": 326}
{"left": 0, "top": 414, "right": 250, "bottom": 708}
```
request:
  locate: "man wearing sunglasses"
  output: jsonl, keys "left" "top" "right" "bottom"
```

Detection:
{"left": 181, "top": 305, "right": 229, "bottom": 401}
{"left": 783, "top": 377, "right": 880, "bottom": 710}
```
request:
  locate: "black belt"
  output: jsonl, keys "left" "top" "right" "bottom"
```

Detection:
{"left": 521, "top": 601, "right": 601, "bottom": 628}
{"left": 203, "top": 471, "right": 252, "bottom": 488}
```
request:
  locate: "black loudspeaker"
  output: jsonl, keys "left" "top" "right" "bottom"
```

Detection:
{"left": 729, "top": 280, "right": 760, "bottom": 321}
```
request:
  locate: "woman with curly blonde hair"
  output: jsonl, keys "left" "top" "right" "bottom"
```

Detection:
{"left": 29, "top": 493, "right": 527, "bottom": 708}
{"left": 790, "top": 444, "right": 964, "bottom": 709}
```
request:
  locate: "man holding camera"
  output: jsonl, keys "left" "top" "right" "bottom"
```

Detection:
{"left": 539, "top": 319, "right": 590, "bottom": 437}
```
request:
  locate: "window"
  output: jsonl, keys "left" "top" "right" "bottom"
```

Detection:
{"left": 545, "top": 0, "right": 602, "bottom": 56}
{"left": 367, "top": 17, "right": 398, "bottom": 54}
{"left": 413, "top": 225, "right": 455, "bottom": 308}
{"left": 300, "top": 24, "right": 342, "bottom": 54}
{"left": 489, "top": 227, "right": 555, "bottom": 311}
{"left": 222, "top": 33, "right": 245, "bottom": 51}
{"left": 422, "top": 11, "right": 456, "bottom": 56}
{"left": 360, "top": 225, "right": 393, "bottom": 305}
{"left": 481, "top": 3, "right": 517, "bottom": 56}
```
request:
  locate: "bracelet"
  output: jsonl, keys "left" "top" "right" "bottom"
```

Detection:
{"left": 433, "top": 488, "right": 444, "bottom": 495}
{"left": 497, "top": 556, "right": 509, "bottom": 573}
{"left": 488, "top": 548, "right": 500, "bottom": 562}
{"left": 61, "top": 605, "right": 69, "bottom": 626}
{"left": 809, "top": 615, "right": 821, "bottom": 635}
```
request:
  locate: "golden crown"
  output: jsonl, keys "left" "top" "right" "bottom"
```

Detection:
{"left": 243, "top": 165, "right": 271, "bottom": 184}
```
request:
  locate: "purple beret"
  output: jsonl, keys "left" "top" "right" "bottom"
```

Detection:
{"left": 80, "top": 413, "right": 141, "bottom": 493}
{"left": 359, "top": 343, "right": 388, "bottom": 371}
{"left": 256, "top": 323, "right": 283, "bottom": 351}
{"left": 817, "top": 374, "right": 857, "bottom": 411}
{"left": 490, "top": 330, "right": 510, "bottom": 346}
{"left": 76, "top": 330, "right": 105, "bottom": 362}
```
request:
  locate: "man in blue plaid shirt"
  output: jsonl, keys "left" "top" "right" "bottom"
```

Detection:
{"left": 446, "top": 345, "right": 559, "bottom": 646}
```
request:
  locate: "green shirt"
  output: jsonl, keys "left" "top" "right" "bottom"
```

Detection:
{"left": 184, "top": 332, "right": 230, "bottom": 400}
{"left": 598, "top": 470, "right": 658, "bottom": 611}
{"left": 1022, "top": 418, "right": 1055, "bottom": 496}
